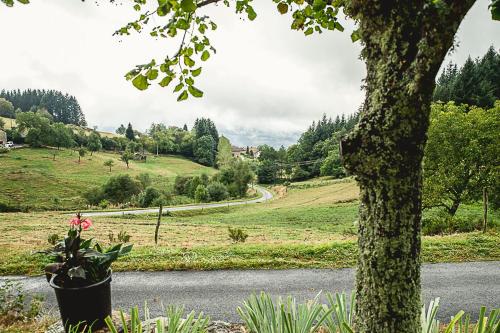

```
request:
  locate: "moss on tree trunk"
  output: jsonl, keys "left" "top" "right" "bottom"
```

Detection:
{"left": 341, "top": 1, "right": 477, "bottom": 331}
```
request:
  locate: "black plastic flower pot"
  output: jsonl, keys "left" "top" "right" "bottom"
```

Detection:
{"left": 50, "top": 271, "right": 112, "bottom": 332}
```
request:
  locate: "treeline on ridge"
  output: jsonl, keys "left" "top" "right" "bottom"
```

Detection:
{"left": 0, "top": 89, "right": 86, "bottom": 126}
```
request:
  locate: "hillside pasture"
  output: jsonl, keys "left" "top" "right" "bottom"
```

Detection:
{"left": 0, "top": 148, "right": 216, "bottom": 211}
{"left": 0, "top": 179, "right": 498, "bottom": 275}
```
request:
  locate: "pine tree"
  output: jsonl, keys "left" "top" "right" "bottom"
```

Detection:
{"left": 125, "top": 123, "right": 135, "bottom": 141}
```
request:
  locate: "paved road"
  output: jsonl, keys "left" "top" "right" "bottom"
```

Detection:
{"left": 80, "top": 186, "right": 273, "bottom": 217}
{"left": 2, "top": 262, "right": 498, "bottom": 322}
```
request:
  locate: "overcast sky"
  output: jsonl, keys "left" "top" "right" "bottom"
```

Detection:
{"left": 0, "top": 0, "right": 498, "bottom": 146}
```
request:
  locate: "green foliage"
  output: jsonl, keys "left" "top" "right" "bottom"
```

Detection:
{"left": 101, "top": 174, "right": 142, "bottom": 204}
{"left": 257, "top": 159, "right": 279, "bottom": 184}
{"left": 433, "top": 47, "right": 500, "bottom": 108}
{"left": 228, "top": 227, "right": 248, "bottom": 243}
{"left": 323, "top": 292, "right": 356, "bottom": 333}
{"left": 0, "top": 98, "right": 14, "bottom": 118}
{"left": 139, "top": 186, "right": 161, "bottom": 207}
{"left": 423, "top": 102, "right": 500, "bottom": 216}
{"left": 43, "top": 216, "right": 132, "bottom": 286}
{"left": 99, "top": 199, "right": 110, "bottom": 209}
{"left": 320, "top": 149, "right": 345, "bottom": 178}
{"left": 135, "top": 173, "right": 152, "bottom": 189}
{"left": 47, "top": 233, "right": 60, "bottom": 245}
{"left": 194, "top": 184, "right": 210, "bottom": 203}
{"left": 207, "top": 181, "right": 229, "bottom": 201}
{"left": 237, "top": 292, "right": 331, "bottom": 333}
{"left": 50, "top": 122, "right": 74, "bottom": 149}
{"left": 86, "top": 131, "right": 102, "bottom": 155}
{"left": 193, "top": 134, "right": 216, "bottom": 166}
{"left": 16, "top": 111, "right": 52, "bottom": 148}
{"left": 0, "top": 89, "right": 86, "bottom": 125}
{"left": 104, "top": 304, "right": 209, "bottom": 333}
{"left": 103, "top": 159, "right": 114, "bottom": 172}
{"left": 121, "top": 150, "right": 134, "bottom": 168}
{"left": 125, "top": 122, "right": 135, "bottom": 141}
{"left": 216, "top": 135, "right": 233, "bottom": 168}
{"left": 291, "top": 166, "right": 310, "bottom": 182}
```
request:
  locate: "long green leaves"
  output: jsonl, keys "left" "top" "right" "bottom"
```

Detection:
{"left": 104, "top": 304, "right": 209, "bottom": 333}
{"left": 237, "top": 292, "right": 332, "bottom": 333}
{"left": 238, "top": 292, "right": 499, "bottom": 333}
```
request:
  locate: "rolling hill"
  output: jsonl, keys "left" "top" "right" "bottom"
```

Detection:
{"left": 0, "top": 148, "right": 216, "bottom": 211}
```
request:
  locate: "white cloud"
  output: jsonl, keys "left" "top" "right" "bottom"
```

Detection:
{"left": 0, "top": 0, "right": 498, "bottom": 146}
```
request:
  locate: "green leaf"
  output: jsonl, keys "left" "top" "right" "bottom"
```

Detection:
{"left": 174, "top": 82, "right": 184, "bottom": 92}
{"left": 180, "top": 0, "right": 197, "bottom": 12}
{"left": 246, "top": 6, "right": 257, "bottom": 20}
{"left": 490, "top": 0, "right": 500, "bottom": 20}
{"left": 159, "top": 76, "right": 173, "bottom": 87}
{"left": 350, "top": 29, "right": 360, "bottom": 42}
{"left": 188, "top": 86, "right": 204, "bottom": 98}
{"left": 277, "top": 2, "right": 288, "bottom": 14}
{"left": 146, "top": 69, "right": 158, "bottom": 80}
{"left": 185, "top": 77, "right": 194, "bottom": 85}
{"left": 132, "top": 74, "right": 149, "bottom": 91}
{"left": 201, "top": 50, "right": 210, "bottom": 61}
{"left": 191, "top": 67, "right": 202, "bottom": 77}
{"left": 304, "top": 27, "right": 314, "bottom": 36}
{"left": 184, "top": 56, "right": 195, "bottom": 67}
{"left": 177, "top": 90, "right": 189, "bottom": 101}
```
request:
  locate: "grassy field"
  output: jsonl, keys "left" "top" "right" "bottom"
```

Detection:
{"left": 0, "top": 148, "right": 216, "bottom": 211}
{"left": 1, "top": 179, "right": 498, "bottom": 275}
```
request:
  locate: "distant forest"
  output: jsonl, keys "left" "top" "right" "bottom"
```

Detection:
{"left": 433, "top": 46, "right": 499, "bottom": 108}
{"left": 0, "top": 89, "right": 86, "bottom": 126}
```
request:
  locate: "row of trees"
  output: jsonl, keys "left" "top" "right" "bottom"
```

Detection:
{"left": 255, "top": 113, "right": 359, "bottom": 183}
{"left": 174, "top": 159, "right": 254, "bottom": 203}
{"left": 0, "top": 89, "right": 86, "bottom": 126}
{"left": 433, "top": 46, "right": 499, "bottom": 108}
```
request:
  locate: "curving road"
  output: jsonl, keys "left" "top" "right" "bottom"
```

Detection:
{"left": 2, "top": 261, "right": 499, "bottom": 323}
{"left": 80, "top": 186, "right": 273, "bottom": 217}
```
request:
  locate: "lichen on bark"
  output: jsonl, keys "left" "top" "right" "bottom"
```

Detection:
{"left": 340, "top": 1, "right": 477, "bottom": 332}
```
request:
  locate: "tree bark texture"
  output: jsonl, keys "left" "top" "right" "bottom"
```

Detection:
{"left": 341, "top": 1, "right": 476, "bottom": 332}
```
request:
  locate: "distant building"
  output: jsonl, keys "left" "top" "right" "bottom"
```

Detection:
{"left": 231, "top": 145, "right": 246, "bottom": 158}
{"left": 249, "top": 146, "right": 260, "bottom": 158}
{"left": 231, "top": 145, "right": 260, "bottom": 159}
{"left": 0, "top": 129, "right": 7, "bottom": 145}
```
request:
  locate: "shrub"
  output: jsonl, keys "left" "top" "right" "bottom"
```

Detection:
{"left": 228, "top": 227, "right": 248, "bottom": 243}
{"left": 136, "top": 173, "right": 152, "bottom": 189}
{"left": 102, "top": 174, "right": 142, "bottom": 204}
{"left": 188, "top": 176, "right": 203, "bottom": 198}
{"left": 117, "top": 230, "right": 131, "bottom": 243}
{"left": 83, "top": 186, "right": 105, "bottom": 206}
{"left": 207, "top": 181, "right": 229, "bottom": 201}
{"left": 139, "top": 187, "right": 161, "bottom": 207}
{"left": 422, "top": 213, "right": 487, "bottom": 236}
{"left": 174, "top": 176, "right": 191, "bottom": 195}
{"left": 99, "top": 199, "right": 110, "bottom": 209}
{"left": 0, "top": 147, "right": 9, "bottom": 154}
{"left": 47, "top": 234, "right": 60, "bottom": 245}
{"left": 194, "top": 184, "right": 210, "bottom": 203}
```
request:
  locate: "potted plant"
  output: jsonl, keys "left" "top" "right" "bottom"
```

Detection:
{"left": 43, "top": 213, "right": 132, "bottom": 332}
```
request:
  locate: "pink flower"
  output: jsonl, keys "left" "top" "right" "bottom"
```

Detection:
{"left": 69, "top": 217, "right": 81, "bottom": 226}
{"left": 81, "top": 219, "right": 93, "bottom": 231}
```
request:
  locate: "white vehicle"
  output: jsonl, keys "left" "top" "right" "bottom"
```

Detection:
{"left": 4, "top": 141, "right": 14, "bottom": 148}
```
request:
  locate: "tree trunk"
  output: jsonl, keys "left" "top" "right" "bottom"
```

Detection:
{"left": 483, "top": 187, "right": 488, "bottom": 233}
{"left": 448, "top": 200, "right": 461, "bottom": 216}
{"left": 78, "top": 155, "right": 81, "bottom": 164}
{"left": 155, "top": 203, "right": 163, "bottom": 244}
{"left": 341, "top": 2, "right": 475, "bottom": 332}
